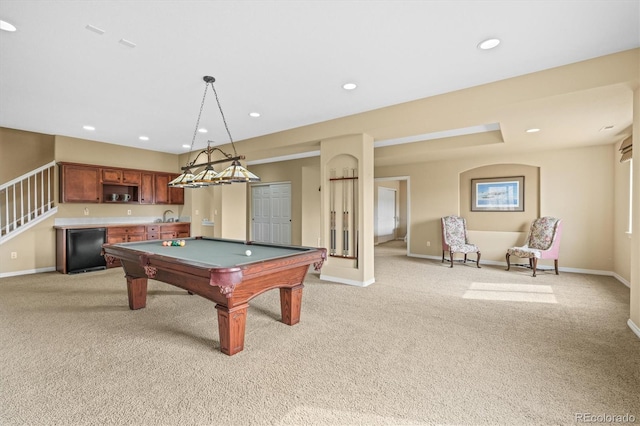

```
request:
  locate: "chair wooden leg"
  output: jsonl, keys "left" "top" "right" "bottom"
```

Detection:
{"left": 464, "top": 254, "right": 468, "bottom": 264}
{"left": 506, "top": 253, "right": 511, "bottom": 271}
{"left": 476, "top": 252, "right": 481, "bottom": 268}
{"left": 442, "top": 251, "right": 445, "bottom": 263}
{"left": 554, "top": 259, "right": 559, "bottom": 275}
{"left": 449, "top": 251, "right": 454, "bottom": 268}
{"left": 531, "top": 258, "right": 538, "bottom": 277}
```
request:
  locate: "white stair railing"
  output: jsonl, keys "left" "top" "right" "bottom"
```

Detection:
{"left": 0, "top": 161, "right": 57, "bottom": 243}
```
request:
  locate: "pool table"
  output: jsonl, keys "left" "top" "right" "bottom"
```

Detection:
{"left": 102, "top": 237, "right": 326, "bottom": 355}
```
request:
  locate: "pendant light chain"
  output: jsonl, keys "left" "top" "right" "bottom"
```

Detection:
{"left": 189, "top": 83, "right": 210, "bottom": 153}
{"left": 168, "top": 75, "right": 261, "bottom": 188}
{"left": 209, "top": 81, "right": 237, "bottom": 157}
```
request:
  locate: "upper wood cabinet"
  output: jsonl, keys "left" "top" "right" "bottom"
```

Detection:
{"left": 153, "top": 174, "right": 170, "bottom": 204}
{"left": 139, "top": 172, "right": 154, "bottom": 204}
{"left": 59, "top": 163, "right": 101, "bottom": 203}
{"left": 169, "top": 174, "right": 184, "bottom": 205}
{"left": 102, "top": 168, "right": 141, "bottom": 185}
{"left": 58, "top": 162, "right": 184, "bottom": 205}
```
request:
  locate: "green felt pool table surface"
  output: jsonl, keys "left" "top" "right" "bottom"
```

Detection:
{"left": 116, "top": 237, "right": 312, "bottom": 268}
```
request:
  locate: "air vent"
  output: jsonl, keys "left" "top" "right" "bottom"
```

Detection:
{"left": 85, "top": 24, "right": 105, "bottom": 35}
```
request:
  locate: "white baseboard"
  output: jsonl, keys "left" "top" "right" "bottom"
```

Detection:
{"left": 320, "top": 274, "right": 375, "bottom": 287}
{"left": 0, "top": 266, "right": 56, "bottom": 279}
{"left": 407, "top": 253, "right": 630, "bottom": 287}
{"left": 627, "top": 319, "right": 640, "bottom": 339}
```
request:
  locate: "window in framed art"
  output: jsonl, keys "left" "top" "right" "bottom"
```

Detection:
{"left": 471, "top": 176, "right": 524, "bottom": 212}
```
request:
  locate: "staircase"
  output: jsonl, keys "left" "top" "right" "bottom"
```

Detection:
{"left": 0, "top": 161, "right": 58, "bottom": 244}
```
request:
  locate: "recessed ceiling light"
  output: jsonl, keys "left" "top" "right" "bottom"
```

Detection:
{"left": 198, "top": 128, "right": 208, "bottom": 133}
{"left": 478, "top": 38, "right": 500, "bottom": 50}
{"left": 139, "top": 136, "right": 149, "bottom": 141}
{"left": 182, "top": 144, "right": 191, "bottom": 149}
{"left": 0, "top": 20, "right": 17, "bottom": 32}
{"left": 249, "top": 112, "right": 261, "bottom": 118}
{"left": 342, "top": 83, "right": 357, "bottom": 90}
{"left": 526, "top": 128, "right": 540, "bottom": 133}
{"left": 83, "top": 125, "right": 95, "bottom": 131}
{"left": 600, "top": 125, "right": 614, "bottom": 131}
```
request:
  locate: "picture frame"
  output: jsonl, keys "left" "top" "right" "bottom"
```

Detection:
{"left": 471, "top": 176, "right": 524, "bottom": 212}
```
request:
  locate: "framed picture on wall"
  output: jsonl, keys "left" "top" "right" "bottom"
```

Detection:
{"left": 471, "top": 176, "right": 524, "bottom": 212}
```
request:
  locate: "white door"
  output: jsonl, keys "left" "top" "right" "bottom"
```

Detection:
{"left": 270, "top": 183, "right": 291, "bottom": 244}
{"left": 252, "top": 185, "right": 271, "bottom": 243}
{"left": 252, "top": 183, "right": 291, "bottom": 244}
{"left": 377, "top": 187, "right": 396, "bottom": 243}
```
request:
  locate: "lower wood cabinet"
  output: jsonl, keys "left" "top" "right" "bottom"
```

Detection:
{"left": 106, "top": 226, "right": 146, "bottom": 244}
{"left": 56, "top": 223, "right": 192, "bottom": 272}
{"left": 105, "top": 223, "right": 190, "bottom": 268}
{"left": 158, "top": 223, "right": 191, "bottom": 240}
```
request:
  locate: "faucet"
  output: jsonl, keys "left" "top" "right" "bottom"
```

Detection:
{"left": 163, "top": 209, "right": 174, "bottom": 222}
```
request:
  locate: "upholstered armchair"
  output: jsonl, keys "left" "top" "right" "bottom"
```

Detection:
{"left": 441, "top": 215, "right": 481, "bottom": 268}
{"left": 506, "top": 217, "right": 562, "bottom": 277}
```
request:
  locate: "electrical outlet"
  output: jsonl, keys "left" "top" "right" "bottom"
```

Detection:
{"left": 83, "top": 207, "right": 89, "bottom": 216}
{"left": 195, "top": 209, "right": 199, "bottom": 215}
{"left": 127, "top": 209, "right": 132, "bottom": 215}
{"left": 10, "top": 252, "right": 17, "bottom": 259}
{"left": 426, "top": 241, "right": 431, "bottom": 247}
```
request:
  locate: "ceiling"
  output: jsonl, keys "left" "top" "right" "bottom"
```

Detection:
{"left": 1, "top": 1, "right": 639, "bottom": 165}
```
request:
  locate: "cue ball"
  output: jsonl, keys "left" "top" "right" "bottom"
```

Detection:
{"left": 245, "top": 250, "right": 252, "bottom": 256}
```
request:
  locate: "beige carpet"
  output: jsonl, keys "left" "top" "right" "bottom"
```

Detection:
{"left": 1, "top": 241, "right": 639, "bottom": 425}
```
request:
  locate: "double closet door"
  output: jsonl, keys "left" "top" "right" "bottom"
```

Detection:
{"left": 251, "top": 183, "right": 291, "bottom": 244}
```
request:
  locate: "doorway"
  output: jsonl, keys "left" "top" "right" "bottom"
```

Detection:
{"left": 374, "top": 177, "right": 409, "bottom": 253}
{"left": 251, "top": 183, "right": 292, "bottom": 244}
{"left": 377, "top": 187, "right": 396, "bottom": 243}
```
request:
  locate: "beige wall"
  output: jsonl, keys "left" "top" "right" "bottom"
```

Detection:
{"left": 320, "top": 134, "right": 375, "bottom": 286}
{"left": 0, "top": 132, "right": 188, "bottom": 275}
{"left": 0, "top": 128, "right": 55, "bottom": 182}
{"left": 613, "top": 144, "right": 633, "bottom": 283}
{"left": 376, "top": 143, "right": 619, "bottom": 272}
{"left": 0, "top": 128, "right": 633, "bottom": 285}
{"left": 301, "top": 165, "right": 322, "bottom": 247}
{"left": 630, "top": 88, "right": 640, "bottom": 328}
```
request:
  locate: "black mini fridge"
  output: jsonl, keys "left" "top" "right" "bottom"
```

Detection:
{"left": 66, "top": 228, "right": 107, "bottom": 274}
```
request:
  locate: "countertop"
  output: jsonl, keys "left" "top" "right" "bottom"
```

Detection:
{"left": 54, "top": 222, "right": 190, "bottom": 230}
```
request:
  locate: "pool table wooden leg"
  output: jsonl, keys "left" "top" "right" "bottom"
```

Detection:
{"left": 126, "top": 276, "right": 148, "bottom": 310}
{"left": 280, "top": 284, "right": 303, "bottom": 325}
{"left": 215, "top": 303, "right": 249, "bottom": 356}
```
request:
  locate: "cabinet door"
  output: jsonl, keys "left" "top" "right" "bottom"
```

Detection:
{"left": 154, "top": 174, "right": 170, "bottom": 204}
{"left": 102, "top": 168, "right": 123, "bottom": 183}
{"left": 160, "top": 224, "right": 190, "bottom": 239}
{"left": 175, "top": 224, "right": 191, "bottom": 238}
{"left": 107, "top": 234, "right": 128, "bottom": 244}
{"left": 60, "top": 164, "right": 101, "bottom": 203}
{"left": 169, "top": 174, "right": 185, "bottom": 205}
{"left": 140, "top": 173, "right": 154, "bottom": 204}
{"left": 160, "top": 231, "right": 177, "bottom": 240}
{"left": 122, "top": 170, "right": 141, "bottom": 185}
